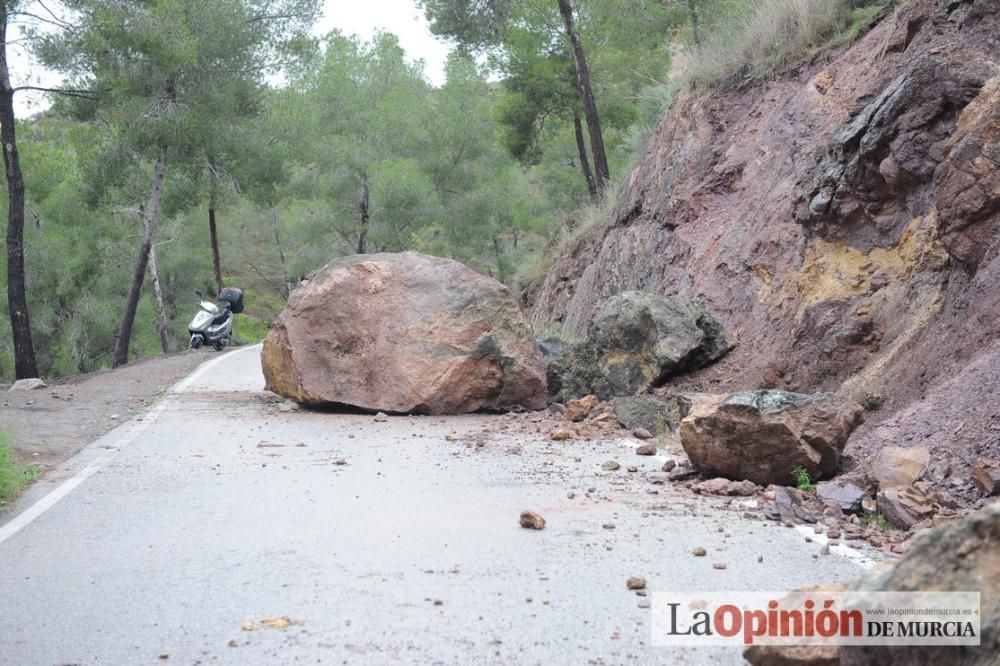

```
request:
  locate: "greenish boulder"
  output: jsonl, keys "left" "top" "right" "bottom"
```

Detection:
{"left": 552, "top": 291, "right": 730, "bottom": 401}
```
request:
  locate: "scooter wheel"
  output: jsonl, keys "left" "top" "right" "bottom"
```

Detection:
{"left": 214, "top": 341, "right": 226, "bottom": 352}
{"left": 190, "top": 335, "right": 203, "bottom": 350}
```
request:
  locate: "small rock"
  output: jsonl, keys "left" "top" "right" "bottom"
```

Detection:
{"left": 730, "top": 480, "right": 759, "bottom": 496}
{"left": 696, "top": 477, "right": 732, "bottom": 495}
{"left": 601, "top": 461, "right": 620, "bottom": 471}
{"left": 712, "top": 562, "right": 728, "bottom": 570}
{"left": 519, "top": 511, "right": 546, "bottom": 530}
{"left": 635, "top": 442, "right": 657, "bottom": 456}
{"left": 602, "top": 523, "right": 616, "bottom": 530}
{"left": 373, "top": 412, "right": 389, "bottom": 422}
{"left": 547, "top": 403, "right": 567, "bottom": 416}
{"left": 872, "top": 446, "right": 930, "bottom": 488}
{"left": 566, "top": 394, "right": 599, "bottom": 422}
{"left": 632, "top": 428, "right": 654, "bottom": 440}
{"left": 8, "top": 378, "right": 46, "bottom": 391}
{"left": 668, "top": 468, "right": 699, "bottom": 482}
{"left": 661, "top": 460, "right": 677, "bottom": 472}
{"left": 627, "top": 466, "right": 638, "bottom": 473}
{"left": 693, "top": 547, "right": 707, "bottom": 557}
{"left": 550, "top": 428, "right": 573, "bottom": 441}
{"left": 972, "top": 458, "right": 1000, "bottom": 496}
{"left": 626, "top": 576, "right": 647, "bottom": 590}
{"left": 816, "top": 479, "right": 867, "bottom": 512}
{"left": 877, "top": 485, "right": 935, "bottom": 529}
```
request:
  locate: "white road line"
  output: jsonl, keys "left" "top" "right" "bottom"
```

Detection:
{"left": 169, "top": 343, "right": 261, "bottom": 393}
{"left": 0, "top": 344, "right": 261, "bottom": 547}
{"left": 794, "top": 524, "right": 880, "bottom": 569}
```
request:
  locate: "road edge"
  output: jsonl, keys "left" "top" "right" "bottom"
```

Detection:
{"left": 0, "top": 345, "right": 262, "bottom": 545}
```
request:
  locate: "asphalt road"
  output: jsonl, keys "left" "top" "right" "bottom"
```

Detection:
{"left": 0, "top": 345, "right": 875, "bottom": 665}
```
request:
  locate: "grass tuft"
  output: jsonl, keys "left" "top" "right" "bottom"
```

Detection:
{"left": 683, "top": 0, "right": 891, "bottom": 91}
{"left": 0, "top": 430, "right": 38, "bottom": 511}
{"left": 792, "top": 465, "right": 816, "bottom": 493}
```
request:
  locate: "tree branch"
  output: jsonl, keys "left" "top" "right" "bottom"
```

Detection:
{"left": 13, "top": 85, "right": 101, "bottom": 100}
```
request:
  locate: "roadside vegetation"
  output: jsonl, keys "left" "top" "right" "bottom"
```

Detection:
{"left": 1, "top": 0, "right": 891, "bottom": 382}
{"left": 683, "top": 0, "right": 895, "bottom": 91}
{"left": 0, "top": 430, "right": 36, "bottom": 510}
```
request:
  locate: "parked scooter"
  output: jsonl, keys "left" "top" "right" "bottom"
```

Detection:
{"left": 188, "top": 287, "right": 244, "bottom": 351}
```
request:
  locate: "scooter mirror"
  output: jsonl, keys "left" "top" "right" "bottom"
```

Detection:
{"left": 195, "top": 289, "right": 204, "bottom": 299}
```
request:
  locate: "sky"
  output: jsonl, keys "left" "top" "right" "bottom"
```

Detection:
{"left": 317, "top": 0, "right": 452, "bottom": 84}
{"left": 10, "top": 0, "right": 454, "bottom": 116}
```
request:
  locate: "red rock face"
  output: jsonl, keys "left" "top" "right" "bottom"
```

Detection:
{"left": 525, "top": 0, "right": 999, "bottom": 481}
{"left": 262, "top": 252, "right": 546, "bottom": 414}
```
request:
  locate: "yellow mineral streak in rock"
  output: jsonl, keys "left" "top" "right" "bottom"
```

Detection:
{"left": 793, "top": 213, "right": 947, "bottom": 311}
{"left": 751, "top": 265, "right": 772, "bottom": 302}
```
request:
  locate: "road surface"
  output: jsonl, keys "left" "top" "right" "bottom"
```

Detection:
{"left": 0, "top": 345, "right": 874, "bottom": 664}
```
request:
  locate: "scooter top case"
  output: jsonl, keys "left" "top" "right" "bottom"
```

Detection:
{"left": 218, "top": 287, "right": 244, "bottom": 313}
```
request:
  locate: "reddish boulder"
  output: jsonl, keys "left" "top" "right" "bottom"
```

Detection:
{"left": 262, "top": 252, "right": 546, "bottom": 414}
{"left": 679, "top": 390, "right": 864, "bottom": 486}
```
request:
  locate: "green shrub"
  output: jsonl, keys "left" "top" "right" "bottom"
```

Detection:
{"left": 792, "top": 465, "right": 816, "bottom": 493}
{"left": 0, "top": 431, "right": 38, "bottom": 510}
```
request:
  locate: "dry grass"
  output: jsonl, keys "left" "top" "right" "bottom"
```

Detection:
{"left": 515, "top": 188, "right": 620, "bottom": 294}
{"left": 684, "top": 0, "right": 888, "bottom": 91}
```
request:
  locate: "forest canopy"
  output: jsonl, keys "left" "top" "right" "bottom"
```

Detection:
{"left": 0, "top": 0, "right": 889, "bottom": 380}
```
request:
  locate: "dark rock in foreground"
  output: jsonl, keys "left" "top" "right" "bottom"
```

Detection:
{"left": 262, "top": 252, "right": 547, "bottom": 414}
{"left": 841, "top": 503, "right": 1000, "bottom": 666}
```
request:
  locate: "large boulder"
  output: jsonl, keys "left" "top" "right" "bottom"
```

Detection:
{"left": 679, "top": 390, "right": 864, "bottom": 486}
{"left": 551, "top": 291, "right": 729, "bottom": 401}
{"left": 261, "top": 252, "right": 547, "bottom": 414}
{"left": 841, "top": 503, "right": 1000, "bottom": 666}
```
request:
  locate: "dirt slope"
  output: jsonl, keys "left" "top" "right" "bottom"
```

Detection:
{"left": 525, "top": 0, "right": 999, "bottom": 478}
{"left": 1, "top": 351, "right": 211, "bottom": 473}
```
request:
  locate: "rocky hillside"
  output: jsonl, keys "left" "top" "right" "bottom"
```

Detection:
{"left": 525, "top": 0, "right": 998, "bottom": 475}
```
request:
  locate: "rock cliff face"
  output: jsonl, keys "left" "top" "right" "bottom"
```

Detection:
{"left": 526, "top": 0, "right": 999, "bottom": 472}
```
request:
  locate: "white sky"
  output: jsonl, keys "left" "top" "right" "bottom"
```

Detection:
{"left": 317, "top": 0, "right": 451, "bottom": 84}
{"left": 11, "top": 0, "right": 453, "bottom": 116}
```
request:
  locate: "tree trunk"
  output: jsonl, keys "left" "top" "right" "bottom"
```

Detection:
{"left": 113, "top": 146, "right": 168, "bottom": 368}
{"left": 147, "top": 241, "right": 170, "bottom": 354}
{"left": 573, "top": 112, "right": 598, "bottom": 201}
{"left": 357, "top": 174, "right": 370, "bottom": 254}
{"left": 208, "top": 183, "right": 223, "bottom": 296}
{"left": 0, "top": 5, "right": 39, "bottom": 379}
{"left": 556, "top": 0, "right": 610, "bottom": 191}
{"left": 272, "top": 211, "right": 293, "bottom": 299}
{"left": 686, "top": 0, "right": 702, "bottom": 46}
